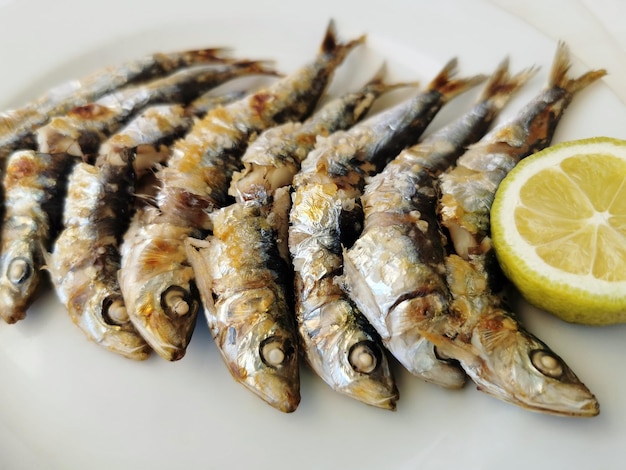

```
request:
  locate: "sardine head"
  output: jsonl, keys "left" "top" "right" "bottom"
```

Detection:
{"left": 0, "top": 240, "right": 40, "bottom": 323}
{"left": 342, "top": 337, "right": 400, "bottom": 410}
{"left": 126, "top": 272, "right": 199, "bottom": 361}
{"left": 302, "top": 299, "right": 399, "bottom": 410}
{"left": 385, "top": 297, "right": 467, "bottom": 390}
{"left": 214, "top": 288, "right": 300, "bottom": 413}
{"left": 456, "top": 310, "right": 599, "bottom": 417}
{"left": 67, "top": 283, "right": 151, "bottom": 360}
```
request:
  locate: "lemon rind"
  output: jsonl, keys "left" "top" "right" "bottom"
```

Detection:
{"left": 492, "top": 136, "right": 626, "bottom": 324}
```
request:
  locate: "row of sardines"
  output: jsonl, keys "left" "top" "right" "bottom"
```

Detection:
{"left": 0, "top": 21, "right": 606, "bottom": 416}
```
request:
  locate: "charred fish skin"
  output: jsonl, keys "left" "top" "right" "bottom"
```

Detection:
{"left": 156, "top": 20, "right": 366, "bottom": 224}
{"left": 229, "top": 65, "right": 413, "bottom": 203}
{"left": 119, "top": 20, "right": 364, "bottom": 361}
{"left": 48, "top": 153, "right": 151, "bottom": 360}
{"left": 0, "top": 150, "right": 76, "bottom": 323}
{"left": 290, "top": 180, "right": 400, "bottom": 410}
{"left": 0, "top": 47, "right": 231, "bottom": 160}
{"left": 46, "top": 93, "right": 246, "bottom": 358}
{"left": 0, "top": 61, "right": 267, "bottom": 323}
{"left": 288, "top": 61, "right": 485, "bottom": 409}
{"left": 430, "top": 43, "right": 605, "bottom": 416}
{"left": 194, "top": 73, "right": 405, "bottom": 410}
{"left": 46, "top": 106, "right": 188, "bottom": 358}
{"left": 0, "top": 62, "right": 269, "bottom": 321}
{"left": 186, "top": 194, "right": 300, "bottom": 413}
{"left": 37, "top": 60, "right": 274, "bottom": 159}
{"left": 342, "top": 60, "right": 537, "bottom": 388}
{"left": 439, "top": 254, "right": 600, "bottom": 417}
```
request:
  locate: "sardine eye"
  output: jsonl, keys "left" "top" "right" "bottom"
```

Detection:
{"left": 7, "top": 257, "right": 32, "bottom": 285}
{"left": 348, "top": 340, "right": 381, "bottom": 374}
{"left": 161, "top": 286, "right": 196, "bottom": 318}
{"left": 433, "top": 345, "right": 453, "bottom": 361}
{"left": 530, "top": 349, "right": 565, "bottom": 379}
{"left": 260, "top": 336, "right": 293, "bottom": 368}
{"left": 102, "top": 296, "right": 129, "bottom": 326}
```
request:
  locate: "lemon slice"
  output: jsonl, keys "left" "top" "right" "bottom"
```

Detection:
{"left": 491, "top": 136, "right": 626, "bottom": 325}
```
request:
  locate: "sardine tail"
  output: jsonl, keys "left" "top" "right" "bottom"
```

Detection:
{"left": 426, "top": 57, "right": 458, "bottom": 91}
{"left": 365, "top": 62, "right": 388, "bottom": 88}
{"left": 477, "top": 58, "right": 539, "bottom": 109}
{"left": 362, "top": 62, "right": 419, "bottom": 95}
{"left": 320, "top": 19, "right": 366, "bottom": 60}
{"left": 428, "top": 57, "right": 487, "bottom": 102}
{"left": 549, "top": 41, "right": 607, "bottom": 93}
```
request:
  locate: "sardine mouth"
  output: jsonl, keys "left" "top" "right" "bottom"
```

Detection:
{"left": 550, "top": 397, "right": 600, "bottom": 417}
{"left": 244, "top": 373, "right": 301, "bottom": 413}
{"left": 168, "top": 348, "right": 187, "bottom": 362}
{"left": 335, "top": 376, "right": 399, "bottom": 411}
{"left": 484, "top": 388, "right": 601, "bottom": 418}
{"left": 357, "top": 391, "right": 399, "bottom": 411}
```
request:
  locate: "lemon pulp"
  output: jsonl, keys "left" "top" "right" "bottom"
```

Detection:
{"left": 491, "top": 137, "right": 626, "bottom": 325}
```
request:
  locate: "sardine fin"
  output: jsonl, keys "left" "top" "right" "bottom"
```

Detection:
{"left": 184, "top": 237, "right": 217, "bottom": 316}
{"left": 363, "top": 62, "right": 420, "bottom": 95}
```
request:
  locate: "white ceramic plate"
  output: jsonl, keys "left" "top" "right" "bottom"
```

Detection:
{"left": 1, "top": 1, "right": 625, "bottom": 469}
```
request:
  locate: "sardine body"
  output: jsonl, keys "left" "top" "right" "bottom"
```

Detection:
{"left": 0, "top": 150, "right": 76, "bottom": 323}
{"left": 229, "top": 65, "right": 411, "bottom": 202}
{"left": 119, "top": 20, "right": 364, "bottom": 361}
{"left": 194, "top": 71, "right": 406, "bottom": 409}
{"left": 187, "top": 193, "right": 299, "bottom": 412}
{"left": 428, "top": 43, "right": 604, "bottom": 416}
{"left": 46, "top": 93, "right": 244, "bottom": 355}
{"left": 0, "top": 47, "right": 231, "bottom": 160}
{"left": 48, "top": 154, "right": 151, "bottom": 360}
{"left": 0, "top": 48, "right": 230, "bottom": 160}
{"left": 36, "top": 60, "right": 272, "bottom": 159}
{"left": 289, "top": 60, "right": 485, "bottom": 407}
{"left": 342, "top": 61, "right": 536, "bottom": 388}
{"left": 46, "top": 106, "right": 189, "bottom": 357}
